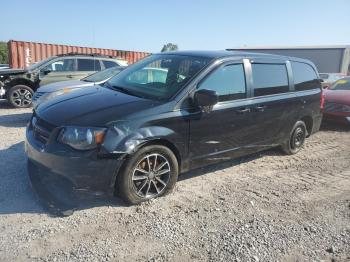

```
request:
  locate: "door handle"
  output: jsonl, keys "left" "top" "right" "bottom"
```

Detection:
{"left": 255, "top": 105, "right": 267, "bottom": 112}
{"left": 236, "top": 108, "right": 251, "bottom": 114}
{"left": 67, "top": 75, "right": 73, "bottom": 78}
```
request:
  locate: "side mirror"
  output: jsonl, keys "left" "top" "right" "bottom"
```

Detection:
{"left": 193, "top": 89, "right": 218, "bottom": 110}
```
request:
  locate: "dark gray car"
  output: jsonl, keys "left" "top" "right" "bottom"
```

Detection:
{"left": 26, "top": 51, "right": 323, "bottom": 210}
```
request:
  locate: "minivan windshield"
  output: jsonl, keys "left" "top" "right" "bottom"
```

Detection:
{"left": 329, "top": 78, "right": 350, "bottom": 90}
{"left": 106, "top": 54, "right": 211, "bottom": 100}
{"left": 82, "top": 66, "right": 124, "bottom": 82}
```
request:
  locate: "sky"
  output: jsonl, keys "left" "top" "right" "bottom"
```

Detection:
{"left": 1, "top": 0, "right": 349, "bottom": 53}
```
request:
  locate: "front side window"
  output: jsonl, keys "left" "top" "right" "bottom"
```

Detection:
{"left": 43, "top": 59, "right": 74, "bottom": 72}
{"left": 77, "top": 59, "right": 101, "bottom": 71}
{"left": 252, "top": 64, "right": 289, "bottom": 97}
{"left": 198, "top": 64, "right": 246, "bottom": 101}
{"left": 292, "top": 61, "right": 320, "bottom": 91}
{"left": 107, "top": 54, "right": 211, "bottom": 100}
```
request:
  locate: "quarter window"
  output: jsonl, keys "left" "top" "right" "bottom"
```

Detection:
{"left": 77, "top": 59, "right": 101, "bottom": 71}
{"left": 252, "top": 64, "right": 289, "bottom": 96}
{"left": 292, "top": 62, "right": 320, "bottom": 91}
{"left": 198, "top": 64, "right": 246, "bottom": 101}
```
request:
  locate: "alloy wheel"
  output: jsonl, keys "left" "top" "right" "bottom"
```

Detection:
{"left": 132, "top": 153, "right": 171, "bottom": 198}
{"left": 11, "top": 88, "right": 32, "bottom": 107}
{"left": 291, "top": 126, "right": 305, "bottom": 149}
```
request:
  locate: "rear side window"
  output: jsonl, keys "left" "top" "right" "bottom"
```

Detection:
{"left": 77, "top": 59, "right": 101, "bottom": 71}
{"left": 103, "top": 60, "right": 118, "bottom": 69}
{"left": 252, "top": 64, "right": 289, "bottom": 97}
{"left": 292, "top": 62, "right": 320, "bottom": 91}
{"left": 198, "top": 64, "right": 246, "bottom": 101}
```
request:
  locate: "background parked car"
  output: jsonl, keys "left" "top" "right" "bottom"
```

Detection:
{"left": 33, "top": 66, "right": 126, "bottom": 107}
{"left": 319, "top": 73, "right": 346, "bottom": 88}
{"left": 0, "top": 53, "right": 128, "bottom": 108}
{"left": 323, "top": 77, "right": 350, "bottom": 124}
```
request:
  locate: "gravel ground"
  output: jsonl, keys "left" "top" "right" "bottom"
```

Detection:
{"left": 0, "top": 101, "right": 349, "bottom": 262}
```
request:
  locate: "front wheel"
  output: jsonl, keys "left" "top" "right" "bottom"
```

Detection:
{"left": 116, "top": 145, "right": 179, "bottom": 205}
{"left": 281, "top": 121, "right": 307, "bottom": 155}
{"left": 7, "top": 85, "right": 34, "bottom": 108}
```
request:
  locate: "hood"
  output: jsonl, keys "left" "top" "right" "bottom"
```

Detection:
{"left": 36, "top": 86, "right": 161, "bottom": 126}
{"left": 37, "top": 80, "right": 94, "bottom": 93}
{"left": 324, "top": 90, "right": 350, "bottom": 105}
{"left": 0, "top": 68, "right": 27, "bottom": 75}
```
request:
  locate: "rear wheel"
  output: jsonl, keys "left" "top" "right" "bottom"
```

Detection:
{"left": 281, "top": 121, "right": 307, "bottom": 155}
{"left": 116, "top": 145, "right": 179, "bottom": 205}
{"left": 7, "top": 85, "right": 33, "bottom": 108}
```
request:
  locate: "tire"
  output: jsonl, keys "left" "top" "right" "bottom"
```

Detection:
{"left": 116, "top": 145, "right": 179, "bottom": 205}
{"left": 7, "top": 85, "right": 34, "bottom": 108}
{"left": 281, "top": 121, "right": 307, "bottom": 155}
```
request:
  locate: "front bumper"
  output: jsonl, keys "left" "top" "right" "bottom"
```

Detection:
{"left": 0, "top": 81, "right": 6, "bottom": 99}
{"left": 25, "top": 126, "right": 124, "bottom": 202}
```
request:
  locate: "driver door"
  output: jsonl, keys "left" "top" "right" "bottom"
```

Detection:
{"left": 189, "top": 61, "right": 257, "bottom": 168}
{"left": 39, "top": 58, "right": 76, "bottom": 86}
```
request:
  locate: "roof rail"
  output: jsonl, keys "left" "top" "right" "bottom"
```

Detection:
{"left": 56, "top": 52, "right": 119, "bottom": 59}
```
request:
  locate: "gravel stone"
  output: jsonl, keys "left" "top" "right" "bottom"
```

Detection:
{"left": 0, "top": 102, "right": 350, "bottom": 261}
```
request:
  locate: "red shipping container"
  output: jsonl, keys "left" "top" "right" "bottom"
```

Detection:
{"left": 7, "top": 40, "right": 151, "bottom": 68}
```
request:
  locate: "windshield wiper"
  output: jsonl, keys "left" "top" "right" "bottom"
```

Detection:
{"left": 105, "top": 82, "right": 141, "bottom": 97}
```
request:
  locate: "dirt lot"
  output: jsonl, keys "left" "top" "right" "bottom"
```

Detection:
{"left": 0, "top": 102, "right": 349, "bottom": 262}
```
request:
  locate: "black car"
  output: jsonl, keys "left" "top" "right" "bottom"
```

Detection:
{"left": 26, "top": 51, "right": 323, "bottom": 206}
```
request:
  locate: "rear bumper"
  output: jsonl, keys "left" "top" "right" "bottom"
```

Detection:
{"left": 311, "top": 113, "right": 323, "bottom": 135}
{"left": 323, "top": 113, "right": 350, "bottom": 124}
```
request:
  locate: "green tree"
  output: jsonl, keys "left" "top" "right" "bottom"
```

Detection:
{"left": 0, "top": 41, "right": 8, "bottom": 64}
{"left": 161, "top": 43, "right": 179, "bottom": 52}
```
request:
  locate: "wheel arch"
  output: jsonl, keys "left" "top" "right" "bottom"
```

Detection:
{"left": 7, "top": 78, "right": 36, "bottom": 92}
{"left": 111, "top": 138, "right": 182, "bottom": 196}
{"left": 134, "top": 139, "right": 182, "bottom": 170}
{"left": 300, "top": 115, "right": 313, "bottom": 137}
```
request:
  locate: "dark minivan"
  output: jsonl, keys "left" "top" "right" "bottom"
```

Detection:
{"left": 26, "top": 51, "right": 323, "bottom": 205}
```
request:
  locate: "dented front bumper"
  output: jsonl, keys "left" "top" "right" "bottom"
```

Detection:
{"left": 25, "top": 126, "right": 124, "bottom": 200}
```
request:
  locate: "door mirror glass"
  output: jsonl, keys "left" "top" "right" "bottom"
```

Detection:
{"left": 193, "top": 89, "right": 218, "bottom": 109}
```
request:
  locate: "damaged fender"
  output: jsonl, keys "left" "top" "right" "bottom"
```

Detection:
{"left": 102, "top": 120, "right": 176, "bottom": 156}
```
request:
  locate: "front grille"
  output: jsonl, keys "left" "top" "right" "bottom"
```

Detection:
{"left": 31, "top": 114, "right": 56, "bottom": 144}
{"left": 32, "top": 92, "right": 45, "bottom": 102}
{"left": 324, "top": 101, "right": 348, "bottom": 112}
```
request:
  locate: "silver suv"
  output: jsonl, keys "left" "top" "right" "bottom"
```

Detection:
{"left": 0, "top": 53, "right": 128, "bottom": 108}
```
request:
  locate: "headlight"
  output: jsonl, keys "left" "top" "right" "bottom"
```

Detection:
{"left": 58, "top": 126, "right": 107, "bottom": 150}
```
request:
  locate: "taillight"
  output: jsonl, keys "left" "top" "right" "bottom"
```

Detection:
{"left": 320, "top": 90, "right": 325, "bottom": 110}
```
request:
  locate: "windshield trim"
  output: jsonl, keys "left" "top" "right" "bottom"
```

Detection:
{"left": 27, "top": 57, "right": 56, "bottom": 71}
